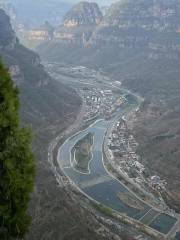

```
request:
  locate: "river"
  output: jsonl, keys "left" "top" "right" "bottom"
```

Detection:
{"left": 57, "top": 99, "right": 177, "bottom": 235}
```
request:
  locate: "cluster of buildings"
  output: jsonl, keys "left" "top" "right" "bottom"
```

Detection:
{"left": 82, "top": 88, "right": 125, "bottom": 122}
{"left": 106, "top": 119, "right": 167, "bottom": 197}
{"left": 44, "top": 63, "right": 125, "bottom": 123}
{"left": 148, "top": 175, "right": 167, "bottom": 191}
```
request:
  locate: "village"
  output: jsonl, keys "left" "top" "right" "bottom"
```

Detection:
{"left": 104, "top": 117, "right": 174, "bottom": 213}
{"left": 81, "top": 88, "right": 125, "bottom": 122}
{"left": 44, "top": 62, "right": 126, "bottom": 123}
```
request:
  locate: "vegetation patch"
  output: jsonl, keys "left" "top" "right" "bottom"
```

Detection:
{"left": 94, "top": 203, "right": 113, "bottom": 217}
{"left": 73, "top": 132, "right": 94, "bottom": 174}
{"left": 0, "top": 61, "right": 35, "bottom": 239}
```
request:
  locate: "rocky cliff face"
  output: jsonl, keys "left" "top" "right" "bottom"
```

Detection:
{"left": 0, "top": 9, "right": 17, "bottom": 49}
{"left": 0, "top": 7, "right": 81, "bottom": 137}
{"left": 38, "top": 0, "right": 180, "bottom": 63}
{"left": 102, "top": 0, "right": 180, "bottom": 31}
{"left": 50, "top": 2, "right": 103, "bottom": 45}
{"left": 89, "top": 0, "right": 180, "bottom": 60}
{"left": 63, "top": 2, "right": 103, "bottom": 27}
{"left": 0, "top": 8, "right": 49, "bottom": 87}
{"left": 0, "top": 3, "right": 18, "bottom": 29}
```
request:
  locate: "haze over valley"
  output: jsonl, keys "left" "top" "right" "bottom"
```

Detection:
{"left": 1, "top": 1, "right": 180, "bottom": 240}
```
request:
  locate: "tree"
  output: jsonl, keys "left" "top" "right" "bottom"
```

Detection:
{"left": 0, "top": 61, "right": 35, "bottom": 239}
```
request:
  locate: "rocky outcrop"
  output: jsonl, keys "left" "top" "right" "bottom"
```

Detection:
{"left": 63, "top": 2, "right": 103, "bottom": 27}
{"left": 0, "top": 3, "right": 18, "bottom": 29}
{"left": 52, "top": 2, "right": 103, "bottom": 45}
{"left": 0, "top": 9, "right": 17, "bottom": 49}
{"left": 88, "top": 0, "right": 180, "bottom": 60}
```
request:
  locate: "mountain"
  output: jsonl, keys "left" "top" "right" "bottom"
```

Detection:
{"left": 63, "top": 1, "right": 103, "bottom": 27}
{"left": 88, "top": 0, "right": 180, "bottom": 64}
{"left": 48, "top": 2, "right": 103, "bottom": 46}
{"left": 37, "top": 2, "right": 103, "bottom": 58}
{"left": 0, "top": 7, "right": 16, "bottom": 47}
{"left": 100, "top": 0, "right": 180, "bottom": 31}
{"left": 37, "top": 0, "right": 180, "bottom": 212}
{"left": 38, "top": 0, "right": 180, "bottom": 70}
{"left": 0, "top": 2, "right": 18, "bottom": 26}
{"left": 0, "top": 8, "right": 80, "bottom": 127}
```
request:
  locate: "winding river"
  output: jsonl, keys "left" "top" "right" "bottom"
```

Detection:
{"left": 57, "top": 101, "right": 177, "bottom": 235}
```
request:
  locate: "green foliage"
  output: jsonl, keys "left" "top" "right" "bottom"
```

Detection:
{"left": 95, "top": 203, "right": 113, "bottom": 217}
{"left": 0, "top": 61, "right": 35, "bottom": 239}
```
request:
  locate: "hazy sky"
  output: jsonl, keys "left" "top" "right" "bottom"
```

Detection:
{"left": 8, "top": 0, "right": 118, "bottom": 7}
{"left": 66, "top": 0, "right": 117, "bottom": 6}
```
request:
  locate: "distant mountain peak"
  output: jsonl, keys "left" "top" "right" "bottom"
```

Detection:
{"left": 63, "top": 1, "right": 103, "bottom": 27}
{"left": 103, "top": 0, "right": 180, "bottom": 30}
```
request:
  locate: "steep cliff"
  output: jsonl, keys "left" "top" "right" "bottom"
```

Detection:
{"left": 102, "top": 0, "right": 180, "bottom": 31}
{"left": 0, "top": 8, "right": 16, "bottom": 48}
{"left": 39, "top": 0, "right": 180, "bottom": 65}
{"left": 63, "top": 1, "right": 103, "bottom": 27}
{"left": 89, "top": 0, "right": 180, "bottom": 59}
{"left": 51, "top": 2, "right": 103, "bottom": 45}
{"left": 0, "top": 9, "right": 80, "bottom": 128}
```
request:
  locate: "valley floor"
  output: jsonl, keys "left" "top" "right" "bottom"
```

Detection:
{"left": 35, "top": 62, "right": 180, "bottom": 239}
{"left": 27, "top": 65, "right": 154, "bottom": 240}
